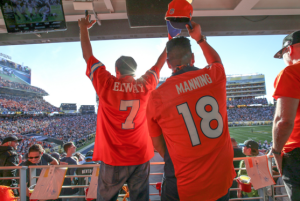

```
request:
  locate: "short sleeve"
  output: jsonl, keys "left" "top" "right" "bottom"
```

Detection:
{"left": 42, "top": 153, "right": 54, "bottom": 163}
{"left": 206, "top": 62, "right": 226, "bottom": 82}
{"left": 146, "top": 92, "right": 163, "bottom": 137}
{"left": 86, "top": 55, "right": 115, "bottom": 95}
{"left": 273, "top": 67, "right": 300, "bottom": 100}
{"left": 140, "top": 65, "right": 160, "bottom": 91}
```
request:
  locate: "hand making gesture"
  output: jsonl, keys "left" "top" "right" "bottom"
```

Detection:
{"left": 78, "top": 15, "right": 96, "bottom": 30}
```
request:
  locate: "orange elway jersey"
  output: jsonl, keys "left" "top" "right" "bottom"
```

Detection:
{"left": 147, "top": 63, "right": 235, "bottom": 201}
{"left": 87, "top": 56, "right": 159, "bottom": 166}
{"left": 273, "top": 61, "right": 300, "bottom": 153}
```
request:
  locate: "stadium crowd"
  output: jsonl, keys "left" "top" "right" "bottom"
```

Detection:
{"left": 227, "top": 97, "right": 268, "bottom": 106}
{"left": 0, "top": 94, "right": 59, "bottom": 113}
{"left": 0, "top": 114, "right": 96, "bottom": 153}
{"left": 40, "top": 115, "right": 97, "bottom": 143}
{"left": 0, "top": 77, "right": 47, "bottom": 95}
{"left": 227, "top": 87, "right": 265, "bottom": 93}
{"left": 227, "top": 106, "right": 275, "bottom": 122}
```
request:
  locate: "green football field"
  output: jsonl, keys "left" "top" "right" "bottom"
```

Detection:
{"left": 6, "top": 5, "right": 64, "bottom": 25}
{"left": 229, "top": 125, "right": 272, "bottom": 144}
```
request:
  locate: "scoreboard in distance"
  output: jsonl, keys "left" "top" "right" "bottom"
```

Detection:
{"left": 0, "top": 0, "right": 67, "bottom": 34}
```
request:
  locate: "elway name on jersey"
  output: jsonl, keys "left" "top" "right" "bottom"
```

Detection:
{"left": 113, "top": 82, "right": 145, "bottom": 93}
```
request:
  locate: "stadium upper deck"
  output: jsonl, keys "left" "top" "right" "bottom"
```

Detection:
{"left": 226, "top": 74, "right": 266, "bottom": 99}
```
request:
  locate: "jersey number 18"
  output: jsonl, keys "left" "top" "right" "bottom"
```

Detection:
{"left": 177, "top": 96, "right": 224, "bottom": 146}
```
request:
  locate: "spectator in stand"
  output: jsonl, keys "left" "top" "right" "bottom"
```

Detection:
{"left": 230, "top": 138, "right": 246, "bottom": 199}
{"left": 79, "top": 14, "right": 167, "bottom": 201}
{"left": 238, "top": 140, "right": 264, "bottom": 200}
{"left": 74, "top": 152, "right": 85, "bottom": 165}
{"left": 19, "top": 144, "right": 58, "bottom": 193}
{"left": 0, "top": 136, "right": 21, "bottom": 196}
{"left": 258, "top": 141, "right": 262, "bottom": 149}
{"left": 60, "top": 142, "right": 79, "bottom": 200}
{"left": 75, "top": 151, "right": 97, "bottom": 201}
{"left": 272, "top": 30, "right": 300, "bottom": 201}
{"left": 263, "top": 140, "right": 269, "bottom": 149}
{"left": 147, "top": 20, "right": 234, "bottom": 200}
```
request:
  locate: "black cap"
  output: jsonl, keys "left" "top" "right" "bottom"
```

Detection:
{"left": 115, "top": 56, "right": 137, "bottom": 75}
{"left": 274, "top": 30, "right": 300, "bottom": 59}
{"left": 244, "top": 140, "right": 259, "bottom": 150}
{"left": 2, "top": 136, "right": 22, "bottom": 144}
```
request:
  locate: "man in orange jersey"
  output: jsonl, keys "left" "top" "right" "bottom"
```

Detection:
{"left": 146, "top": 21, "right": 235, "bottom": 201}
{"left": 78, "top": 16, "right": 167, "bottom": 200}
{"left": 272, "top": 31, "right": 300, "bottom": 201}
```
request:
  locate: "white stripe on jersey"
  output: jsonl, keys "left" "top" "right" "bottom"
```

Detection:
{"left": 90, "top": 62, "right": 103, "bottom": 81}
{"left": 148, "top": 69, "right": 159, "bottom": 84}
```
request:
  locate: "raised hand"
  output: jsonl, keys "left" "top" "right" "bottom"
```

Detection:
{"left": 185, "top": 21, "right": 202, "bottom": 42}
{"left": 78, "top": 15, "right": 96, "bottom": 30}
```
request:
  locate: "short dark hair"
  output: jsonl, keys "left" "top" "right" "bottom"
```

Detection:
{"left": 29, "top": 144, "right": 44, "bottom": 154}
{"left": 63, "top": 142, "right": 74, "bottom": 153}
{"left": 115, "top": 56, "right": 137, "bottom": 76}
{"left": 166, "top": 36, "right": 192, "bottom": 62}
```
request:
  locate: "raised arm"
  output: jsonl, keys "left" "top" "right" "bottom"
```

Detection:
{"left": 186, "top": 21, "right": 222, "bottom": 64}
{"left": 78, "top": 16, "right": 96, "bottom": 63}
{"left": 154, "top": 48, "right": 167, "bottom": 71}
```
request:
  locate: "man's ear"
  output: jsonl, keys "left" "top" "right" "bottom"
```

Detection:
{"left": 288, "top": 45, "right": 293, "bottom": 56}
{"left": 115, "top": 67, "right": 121, "bottom": 78}
{"left": 190, "top": 53, "right": 195, "bottom": 66}
{"left": 166, "top": 59, "right": 172, "bottom": 69}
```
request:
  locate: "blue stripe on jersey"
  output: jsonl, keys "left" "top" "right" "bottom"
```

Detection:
{"left": 148, "top": 69, "right": 158, "bottom": 84}
{"left": 90, "top": 62, "right": 104, "bottom": 81}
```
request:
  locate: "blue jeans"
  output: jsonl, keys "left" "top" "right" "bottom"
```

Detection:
{"left": 97, "top": 161, "right": 150, "bottom": 201}
{"left": 282, "top": 148, "right": 300, "bottom": 201}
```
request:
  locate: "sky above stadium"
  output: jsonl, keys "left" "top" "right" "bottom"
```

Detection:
{"left": 0, "top": 34, "right": 287, "bottom": 108}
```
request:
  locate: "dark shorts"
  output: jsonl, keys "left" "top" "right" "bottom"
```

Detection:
{"left": 97, "top": 161, "right": 150, "bottom": 201}
{"left": 161, "top": 176, "right": 230, "bottom": 201}
{"left": 282, "top": 147, "right": 300, "bottom": 201}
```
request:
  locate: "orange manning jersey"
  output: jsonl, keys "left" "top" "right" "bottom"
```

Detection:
{"left": 273, "top": 61, "right": 300, "bottom": 153}
{"left": 87, "top": 56, "right": 159, "bottom": 166}
{"left": 147, "top": 63, "right": 235, "bottom": 201}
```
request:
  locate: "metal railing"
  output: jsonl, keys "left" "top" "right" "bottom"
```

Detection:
{"left": 0, "top": 156, "right": 289, "bottom": 201}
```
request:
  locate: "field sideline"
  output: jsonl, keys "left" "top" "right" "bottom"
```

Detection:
{"left": 229, "top": 125, "right": 272, "bottom": 144}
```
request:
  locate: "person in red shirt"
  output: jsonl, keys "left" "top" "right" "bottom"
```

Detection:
{"left": 272, "top": 30, "right": 300, "bottom": 201}
{"left": 146, "top": 21, "right": 235, "bottom": 201}
{"left": 78, "top": 16, "right": 167, "bottom": 200}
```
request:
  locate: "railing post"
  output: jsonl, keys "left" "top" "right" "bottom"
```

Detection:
{"left": 29, "top": 167, "right": 36, "bottom": 187}
{"left": 19, "top": 167, "right": 27, "bottom": 201}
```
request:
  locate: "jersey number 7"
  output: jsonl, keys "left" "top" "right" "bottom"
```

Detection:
{"left": 177, "top": 96, "right": 224, "bottom": 146}
{"left": 120, "top": 100, "right": 140, "bottom": 129}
